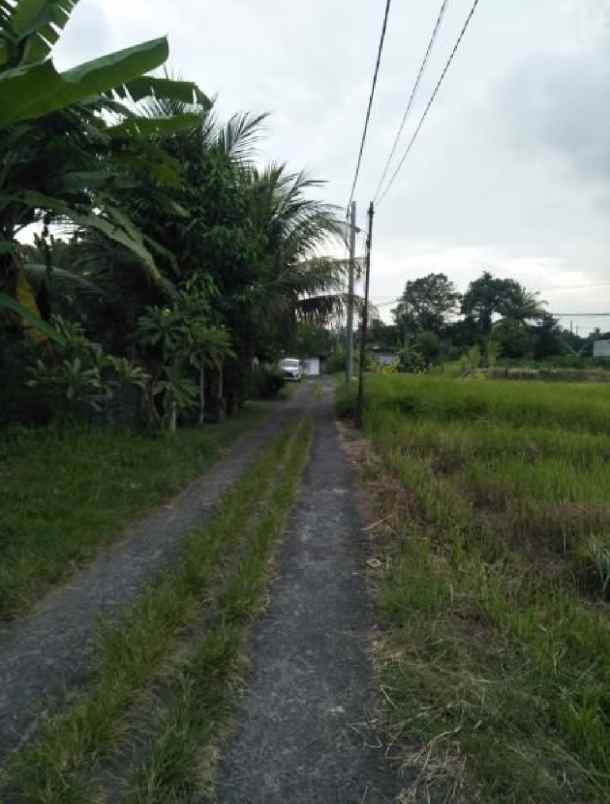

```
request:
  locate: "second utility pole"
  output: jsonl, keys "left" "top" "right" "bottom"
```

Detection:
{"left": 356, "top": 201, "right": 374, "bottom": 428}
{"left": 346, "top": 201, "right": 357, "bottom": 383}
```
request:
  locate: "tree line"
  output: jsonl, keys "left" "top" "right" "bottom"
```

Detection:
{"left": 367, "top": 270, "right": 603, "bottom": 370}
{"left": 0, "top": 1, "right": 345, "bottom": 430}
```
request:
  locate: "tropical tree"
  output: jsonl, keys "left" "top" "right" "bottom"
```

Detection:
{"left": 393, "top": 273, "right": 461, "bottom": 341}
{"left": 497, "top": 283, "right": 546, "bottom": 325}
{"left": 0, "top": 0, "right": 207, "bottom": 336}
{"left": 462, "top": 271, "right": 545, "bottom": 336}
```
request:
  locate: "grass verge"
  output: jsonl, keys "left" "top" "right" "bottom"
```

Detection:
{"left": 0, "top": 418, "right": 312, "bottom": 804}
{"left": 122, "top": 417, "right": 312, "bottom": 803}
{"left": 0, "top": 405, "right": 266, "bottom": 618}
{"left": 339, "top": 374, "right": 610, "bottom": 803}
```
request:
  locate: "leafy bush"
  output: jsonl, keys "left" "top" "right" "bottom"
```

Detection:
{"left": 415, "top": 330, "right": 440, "bottom": 367}
{"left": 398, "top": 346, "right": 425, "bottom": 374}
{"left": 27, "top": 317, "right": 148, "bottom": 424}
{"left": 249, "top": 365, "right": 285, "bottom": 399}
{"left": 326, "top": 349, "right": 347, "bottom": 374}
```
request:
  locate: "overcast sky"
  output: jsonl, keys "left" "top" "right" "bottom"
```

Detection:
{"left": 55, "top": 0, "right": 610, "bottom": 333}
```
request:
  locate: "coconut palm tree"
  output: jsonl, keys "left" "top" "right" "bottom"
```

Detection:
{"left": 497, "top": 284, "right": 547, "bottom": 325}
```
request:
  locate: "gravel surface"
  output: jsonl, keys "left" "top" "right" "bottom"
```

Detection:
{"left": 215, "top": 381, "right": 399, "bottom": 803}
{"left": 0, "top": 390, "right": 305, "bottom": 762}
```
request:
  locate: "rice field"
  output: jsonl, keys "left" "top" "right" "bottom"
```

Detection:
{"left": 339, "top": 374, "right": 610, "bottom": 803}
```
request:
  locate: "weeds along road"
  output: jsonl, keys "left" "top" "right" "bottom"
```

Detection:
{"left": 215, "top": 379, "right": 398, "bottom": 803}
{"left": 0, "top": 387, "right": 306, "bottom": 762}
{"left": 0, "top": 379, "right": 399, "bottom": 803}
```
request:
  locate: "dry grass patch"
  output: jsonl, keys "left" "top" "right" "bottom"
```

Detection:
{"left": 337, "top": 375, "right": 610, "bottom": 803}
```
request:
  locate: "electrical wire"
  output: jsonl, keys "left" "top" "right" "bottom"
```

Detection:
{"left": 377, "top": 0, "right": 482, "bottom": 206}
{"left": 346, "top": 0, "right": 393, "bottom": 211}
{"left": 373, "top": 0, "right": 451, "bottom": 203}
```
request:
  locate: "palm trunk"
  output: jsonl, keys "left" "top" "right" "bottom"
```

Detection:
{"left": 169, "top": 400, "right": 177, "bottom": 434}
{"left": 216, "top": 361, "right": 225, "bottom": 422}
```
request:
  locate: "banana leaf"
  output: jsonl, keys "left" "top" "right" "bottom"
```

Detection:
{"left": 112, "top": 76, "right": 211, "bottom": 109}
{"left": 0, "top": 291, "right": 65, "bottom": 344}
{"left": 24, "top": 263, "right": 108, "bottom": 298}
{"left": 13, "top": 191, "right": 169, "bottom": 290}
{"left": 107, "top": 113, "right": 201, "bottom": 139}
{"left": 0, "top": 37, "right": 169, "bottom": 128}
{"left": 7, "top": 0, "right": 80, "bottom": 65}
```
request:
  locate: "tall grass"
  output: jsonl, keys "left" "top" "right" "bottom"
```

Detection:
{"left": 340, "top": 374, "right": 610, "bottom": 802}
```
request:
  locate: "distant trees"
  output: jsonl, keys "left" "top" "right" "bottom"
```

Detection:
{"left": 393, "top": 273, "right": 461, "bottom": 339}
{"left": 386, "top": 267, "right": 580, "bottom": 367}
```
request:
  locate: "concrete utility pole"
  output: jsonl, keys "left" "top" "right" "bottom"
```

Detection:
{"left": 356, "top": 201, "right": 374, "bottom": 428}
{"left": 346, "top": 201, "right": 357, "bottom": 384}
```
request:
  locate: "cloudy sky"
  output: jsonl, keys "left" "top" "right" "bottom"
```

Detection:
{"left": 55, "top": 0, "right": 610, "bottom": 333}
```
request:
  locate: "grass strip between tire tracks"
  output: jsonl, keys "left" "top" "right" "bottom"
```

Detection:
{"left": 122, "top": 416, "right": 313, "bottom": 803}
{"left": 0, "top": 417, "right": 312, "bottom": 804}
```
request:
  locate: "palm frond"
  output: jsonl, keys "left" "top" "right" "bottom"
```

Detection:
{"left": 217, "top": 112, "right": 268, "bottom": 163}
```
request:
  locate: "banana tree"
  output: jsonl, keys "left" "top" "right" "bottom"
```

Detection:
{"left": 0, "top": 0, "right": 209, "bottom": 336}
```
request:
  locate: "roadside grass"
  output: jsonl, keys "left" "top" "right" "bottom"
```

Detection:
{"left": 0, "top": 418, "right": 311, "bottom": 804}
{"left": 339, "top": 374, "right": 610, "bottom": 803}
{"left": 0, "top": 405, "right": 266, "bottom": 618}
{"left": 123, "top": 418, "right": 312, "bottom": 803}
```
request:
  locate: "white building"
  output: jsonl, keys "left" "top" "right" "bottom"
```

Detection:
{"left": 593, "top": 340, "right": 610, "bottom": 359}
{"left": 301, "top": 357, "right": 321, "bottom": 376}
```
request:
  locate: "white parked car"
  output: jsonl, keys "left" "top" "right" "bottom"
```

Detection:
{"left": 278, "top": 357, "right": 303, "bottom": 381}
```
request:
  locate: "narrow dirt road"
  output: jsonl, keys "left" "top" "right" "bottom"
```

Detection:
{"left": 214, "top": 380, "right": 398, "bottom": 803}
{"left": 0, "top": 390, "right": 305, "bottom": 761}
{"left": 0, "top": 380, "right": 399, "bottom": 801}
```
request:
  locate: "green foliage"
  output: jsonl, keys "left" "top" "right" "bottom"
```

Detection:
{"left": 0, "top": 38, "right": 171, "bottom": 128}
{"left": 350, "top": 374, "right": 610, "bottom": 800}
{"left": 0, "top": 405, "right": 266, "bottom": 617}
{"left": 249, "top": 365, "right": 286, "bottom": 399}
{"left": 485, "top": 337, "right": 500, "bottom": 368}
{"left": 368, "top": 318, "right": 400, "bottom": 350}
{"left": 462, "top": 270, "right": 546, "bottom": 337}
{"left": 415, "top": 330, "right": 440, "bottom": 367}
{"left": 398, "top": 345, "right": 425, "bottom": 374}
{"left": 0, "top": 1, "right": 208, "bottom": 128}
{"left": 326, "top": 349, "right": 347, "bottom": 374}
{"left": 0, "top": 3, "right": 342, "bottom": 431}
{"left": 393, "top": 273, "right": 461, "bottom": 337}
{"left": 0, "top": 291, "right": 65, "bottom": 343}
{"left": 464, "top": 342, "right": 481, "bottom": 370}
{"left": 27, "top": 315, "right": 148, "bottom": 420}
{"left": 289, "top": 321, "right": 335, "bottom": 357}
{"left": 2, "top": 419, "right": 311, "bottom": 801}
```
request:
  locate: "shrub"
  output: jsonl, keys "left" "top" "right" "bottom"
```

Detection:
{"left": 249, "top": 365, "right": 285, "bottom": 399}
{"left": 398, "top": 346, "right": 425, "bottom": 374}
{"left": 326, "top": 349, "right": 347, "bottom": 374}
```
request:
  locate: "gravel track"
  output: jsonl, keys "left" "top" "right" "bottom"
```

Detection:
{"left": 0, "top": 389, "right": 307, "bottom": 762}
{"left": 214, "top": 381, "right": 398, "bottom": 803}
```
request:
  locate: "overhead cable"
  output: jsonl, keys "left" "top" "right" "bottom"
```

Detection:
{"left": 377, "top": 0, "right": 482, "bottom": 206}
{"left": 373, "top": 0, "right": 451, "bottom": 203}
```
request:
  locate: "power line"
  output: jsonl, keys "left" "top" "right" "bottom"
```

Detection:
{"left": 377, "top": 0, "right": 482, "bottom": 206}
{"left": 552, "top": 312, "right": 610, "bottom": 317}
{"left": 373, "top": 0, "right": 451, "bottom": 203}
{"left": 346, "top": 0, "right": 393, "bottom": 211}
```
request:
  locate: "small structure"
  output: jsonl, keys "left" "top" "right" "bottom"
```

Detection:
{"left": 593, "top": 340, "right": 610, "bottom": 359}
{"left": 370, "top": 349, "right": 399, "bottom": 368}
{"left": 301, "top": 357, "right": 321, "bottom": 377}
